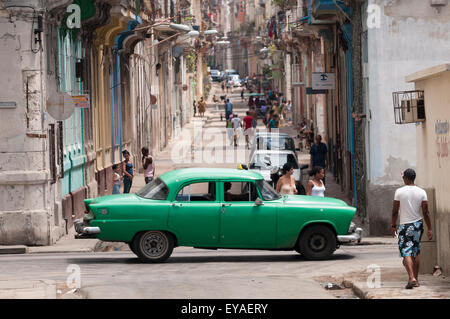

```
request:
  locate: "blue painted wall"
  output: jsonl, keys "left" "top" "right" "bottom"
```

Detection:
{"left": 57, "top": 29, "right": 86, "bottom": 196}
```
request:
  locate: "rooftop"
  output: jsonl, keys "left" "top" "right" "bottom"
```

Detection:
{"left": 159, "top": 168, "right": 263, "bottom": 185}
{"left": 406, "top": 63, "right": 450, "bottom": 83}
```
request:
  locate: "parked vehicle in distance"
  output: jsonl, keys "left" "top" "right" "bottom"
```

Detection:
{"left": 249, "top": 132, "right": 297, "bottom": 158}
{"left": 210, "top": 69, "right": 221, "bottom": 82}
{"left": 224, "top": 69, "right": 239, "bottom": 79}
{"left": 75, "top": 168, "right": 362, "bottom": 263}
{"left": 229, "top": 74, "right": 242, "bottom": 87}
{"left": 248, "top": 149, "right": 302, "bottom": 185}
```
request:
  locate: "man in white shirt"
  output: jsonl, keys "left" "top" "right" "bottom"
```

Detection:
{"left": 231, "top": 113, "right": 242, "bottom": 147}
{"left": 392, "top": 168, "right": 432, "bottom": 289}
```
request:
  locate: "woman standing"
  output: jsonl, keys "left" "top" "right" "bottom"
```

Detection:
{"left": 198, "top": 97, "right": 206, "bottom": 117}
{"left": 141, "top": 147, "right": 154, "bottom": 184}
{"left": 276, "top": 163, "right": 298, "bottom": 195}
{"left": 306, "top": 166, "right": 326, "bottom": 197}
{"left": 122, "top": 150, "right": 134, "bottom": 193}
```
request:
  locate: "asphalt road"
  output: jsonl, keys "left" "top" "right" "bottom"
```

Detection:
{"left": 0, "top": 243, "right": 399, "bottom": 299}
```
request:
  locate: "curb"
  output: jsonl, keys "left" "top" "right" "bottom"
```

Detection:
{"left": 0, "top": 245, "right": 28, "bottom": 255}
{"left": 346, "top": 281, "right": 369, "bottom": 299}
{"left": 27, "top": 248, "right": 96, "bottom": 254}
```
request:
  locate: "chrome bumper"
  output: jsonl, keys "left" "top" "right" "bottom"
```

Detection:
{"left": 74, "top": 219, "right": 101, "bottom": 239}
{"left": 337, "top": 227, "right": 363, "bottom": 244}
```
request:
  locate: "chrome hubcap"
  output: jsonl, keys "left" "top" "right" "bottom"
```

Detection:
{"left": 141, "top": 232, "right": 167, "bottom": 257}
{"left": 309, "top": 234, "right": 326, "bottom": 252}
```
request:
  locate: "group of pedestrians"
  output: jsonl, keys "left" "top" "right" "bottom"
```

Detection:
{"left": 112, "top": 147, "right": 155, "bottom": 194}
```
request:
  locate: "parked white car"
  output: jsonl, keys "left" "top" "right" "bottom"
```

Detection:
{"left": 249, "top": 132, "right": 297, "bottom": 161}
{"left": 229, "top": 74, "right": 242, "bottom": 87}
{"left": 248, "top": 150, "right": 301, "bottom": 183}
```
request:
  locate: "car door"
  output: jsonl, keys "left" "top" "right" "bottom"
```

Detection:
{"left": 168, "top": 181, "right": 220, "bottom": 246}
{"left": 219, "top": 181, "right": 277, "bottom": 248}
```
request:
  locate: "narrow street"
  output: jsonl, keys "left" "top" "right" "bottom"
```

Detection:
{"left": 0, "top": 240, "right": 399, "bottom": 299}
{"left": 1, "top": 0, "right": 450, "bottom": 303}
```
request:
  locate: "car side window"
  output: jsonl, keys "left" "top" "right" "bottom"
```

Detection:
{"left": 176, "top": 182, "right": 216, "bottom": 202}
{"left": 223, "top": 182, "right": 258, "bottom": 202}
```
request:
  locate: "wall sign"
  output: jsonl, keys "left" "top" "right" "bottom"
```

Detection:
{"left": 312, "top": 73, "right": 335, "bottom": 90}
{"left": 72, "top": 94, "right": 90, "bottom": 108}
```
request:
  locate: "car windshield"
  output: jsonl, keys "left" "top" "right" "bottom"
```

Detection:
{"left": 256, "top": 180, "right": 282, "bottom": 201}
{"left": 136, "top": 178, "right": 169, "bottom": 200}
{"left": 256, "top": 136, "right": 295, "bottom": 151}
{"left": 249, "top": 153, "right": 299, "bottom": 169}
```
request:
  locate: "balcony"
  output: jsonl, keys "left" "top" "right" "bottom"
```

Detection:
{"left": 311, "top": 0, "right": 351, "bottom": 20}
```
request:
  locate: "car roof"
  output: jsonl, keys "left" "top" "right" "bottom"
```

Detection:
{"left": 159, "top": 168, "right": 263, "bottom": 185}
{"left": 253, "top": 150, "right": 297, "bottom": 155}
{"left": 254, "top": 132, "right": 292, "bottom": 138}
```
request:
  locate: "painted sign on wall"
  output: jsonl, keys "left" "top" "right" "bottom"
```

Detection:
{"left": 72, "top": 94, "right": 90, "bottom": 108}
{"left": 435, "top": 120, "right": 449, "bottom": 168}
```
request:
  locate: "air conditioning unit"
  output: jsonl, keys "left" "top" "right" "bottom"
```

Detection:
{"left": 401, "top": 98, "right": 425, "bottom": 123}
{"left": 393, "top": 90, "right": 425, "bottom": 124}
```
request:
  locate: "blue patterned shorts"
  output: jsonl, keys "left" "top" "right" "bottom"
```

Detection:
{"left": 398, "top": 220, "right": 424, "bottom": 258}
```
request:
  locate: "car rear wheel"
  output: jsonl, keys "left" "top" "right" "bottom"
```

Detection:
{"left": 297, "top": 225, "right": 336, "bottom": 260}
{"left": 133, "top": 231, "right": 174, "bottom": 263}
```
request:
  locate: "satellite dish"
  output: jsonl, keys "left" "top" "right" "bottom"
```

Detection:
{"left": 47, "top": 86, "right": 75, "bottom": 120}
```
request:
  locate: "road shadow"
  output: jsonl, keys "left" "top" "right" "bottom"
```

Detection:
{"left": 66, "top": 252, "right": 355, "bottom": 265}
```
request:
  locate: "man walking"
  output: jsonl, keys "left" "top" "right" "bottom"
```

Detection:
{"left": 243, "top": 111, "right": 254, "bottom": 149}
{"left": 231, "top": 113, "right": 242, "bottom": 147}
{"left": 225, "top": 98, "right": 233, "bottom": 121}
{"left": 309, "top": 135, "right": 328, "bottom": 183}
{"left": 392, "top": 168, "right": 432, "bottom": 289}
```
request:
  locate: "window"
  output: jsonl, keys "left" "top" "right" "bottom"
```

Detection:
{"left": 136, "top": 178, "right": 169, "bottom": 200}
{"left": 249, "top": 153, "right": 299, "bottom": 169}
{"left": 176, "top": 182, "right": 216, "bottom": 202}
{"left": 256, "top": 180, "right": 281, "bottom": 201}
{"left": 223, "top": 182, "right": 258, "bottom": 202}
{"left": 257, "top": 137, "right": 295, "bottom": 151}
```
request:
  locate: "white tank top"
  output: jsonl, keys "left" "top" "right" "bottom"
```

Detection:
{"left": 310, "top": 181, "right": 325, "bottom": 197}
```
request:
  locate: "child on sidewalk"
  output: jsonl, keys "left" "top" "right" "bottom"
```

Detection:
{"left": 112, "top": 164, "right": 122, "bottom": 194}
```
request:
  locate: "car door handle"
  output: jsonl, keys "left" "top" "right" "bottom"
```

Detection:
{"left": 172, "top": 203, "right": 183, "bottom": 207}
{"left": 221, "top": 203, "right": 231, "bottom": 214}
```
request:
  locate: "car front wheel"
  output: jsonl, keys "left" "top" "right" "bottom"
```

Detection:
{"left": 133, "top": 231, "right": 174, "bottom": 263}
{"left": 297, "top": 225, "right": 336, "bottom": 260}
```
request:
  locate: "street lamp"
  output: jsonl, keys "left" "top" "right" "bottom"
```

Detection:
{"left": 169, "top": 23, "right": 191, "bottom": 32}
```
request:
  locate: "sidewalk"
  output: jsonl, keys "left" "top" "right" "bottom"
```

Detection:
{"left": 318, "top": 266, "right": 450, "bottom": 299}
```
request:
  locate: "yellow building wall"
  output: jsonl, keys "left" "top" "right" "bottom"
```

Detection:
{"left": 415, "top": 71, "right": 450, "bottom": 276}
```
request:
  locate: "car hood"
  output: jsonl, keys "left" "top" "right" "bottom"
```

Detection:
{"left": 282, "top": 194, "right": 351, "bottom": 208}
{"left": 85, "top": 194, "right": 141, "bottom": 206}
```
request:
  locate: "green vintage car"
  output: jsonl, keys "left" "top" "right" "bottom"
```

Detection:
{"left": 75, "top": 168, "right": 362, "bottom": 262}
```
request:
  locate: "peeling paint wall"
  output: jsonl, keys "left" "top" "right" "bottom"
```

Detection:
{"left": 0, "top": 3, "right": 65, "bottom": 245}
{"left": 365, "top": 0, "right": 450, "bottom": 234}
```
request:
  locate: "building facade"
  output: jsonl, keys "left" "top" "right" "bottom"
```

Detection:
{"left": 0, "top": 0, "right": 198, "bottom": 245}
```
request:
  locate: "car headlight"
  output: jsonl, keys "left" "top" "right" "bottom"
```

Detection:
{"left": 348, "top": 222, "right": 356, "bottom": 234}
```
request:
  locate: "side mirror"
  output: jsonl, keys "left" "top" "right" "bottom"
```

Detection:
{"left": 254, "top": 198, "right": 264, "bottom": 206}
